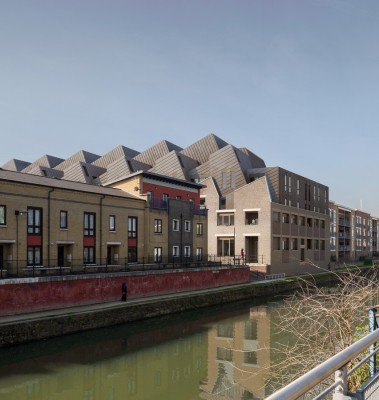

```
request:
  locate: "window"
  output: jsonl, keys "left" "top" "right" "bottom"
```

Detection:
{"left": 196, "top": 247, "right": 203, "bottom": 261}
{"left": 162, "top": 193, "right": 168, "bottom": 206}
{"left": 222, "top": 172, "right": 227, "bottom": 189}
{"left": 217, "top": 347, "right": 233, "bottom": 361}
{"left": 109, "top": 215, "right": 115, "bottom": 231}
{"left": 184, "top": 220, "right": 191, "bottom": 232}
{"left": 291, "top": 215, "right": 298, "bottom": 225}
{"left": 84, "top": 213, "right": 95, "bottom": 236}
{"left": 300, "top": 216, "right": 305, "bottom": 226}
{"left": 60, "top": 211, "right": 68, "bottom": 229}
{"left": 291, "top": 238, "right": 298, "bottom": 250}
{"left": 244, "top": 351, "right": 258, "bottom": 365}
{"left": 307, "top": 239, "right": 312, "bottom": 250}
{"left": 282, "top": 237, "right": 289, "bottom": 250}
{"left": 28, "top": 207, "right": 42, "bottom": 234}
{"left": 282, "top": 213, "right": 289, "bottom": 224}
{"left": 154, "top": 247, "right": 162, "bottom": 263}
{"left": 315, "top": 240, "right": 319, "bottom": 250}
{"left": 27, "top": 246, "right": 42, "bottom": 266}
{"left": 217, "top": 323, "right": 234, "bottom": 338}
{"left": 307, "top": 217, "right": 312, "bottom": 227}
{"left": 217, "top": 213, "right": 234, "bottom": 226}
{"left": 0, "top": 205, "right": 6, "bottom": 225}
{"left": 273, "top": 211, "right": 280, "bottom": 223}
{"left": 173, "top": 246, "right": 179, "bottom": 257}
{"left": 245, "top": 320, "right": 258, "bottom": 340}
{"left": 320, "top": 220, "right": 325, "bottom": 229}
{"left": 173, "top": 219, "right": 180, "bottom": 231}
{"left": 84, "top": 247, "right": 95, "bottom": 264}
{"left": 184, "top": 246, "right": 191, "bottom": 257}
{"left": 314, "top": 219, "right": 319, "bottom": 228}
{"left": 196, "top": 223, "right": 203, "bottom": 236}
{"left": 154, "top": 219, "right": 162, "bottom": 234}
{"left": 230, "top": 172, "right": 236, "bottom": 189}
{"left": 217, "top": 238, "right": 235, "bottom": 256}
{"left": 176, "top": 195, "right": 181, "bottom": 200}
{"left": 245, "top": 211, "right": 258, "bottom": 225}
{"left": 128, "top": 217, "right": 137, "bottom": 238}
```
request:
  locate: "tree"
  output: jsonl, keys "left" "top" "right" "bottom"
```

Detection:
{"left": 268, "top": 267, "right": 379, "bottom": 394}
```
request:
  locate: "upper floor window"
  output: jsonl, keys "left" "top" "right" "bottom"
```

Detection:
{"left": 184, "top": 220, "right": 191, "bottom": 232}
{"left": 173, "top": 219, "right": 180, "bottom": 231}
{"left": 273, "top": 212, "right": 280, "bottom": 223}
{"left": 245, "top": 211, "right": 258, "bottom": 225}
{"left": 184, "top": 246, "right": 191, "bottom": 257}
{"left": 84, "top": 212, "right": 95, "bottom": 236}
{"left": 0, "top": 205, "right": 6, "bottom": 225}
{"left": 60, "top": 211, "right": 68, "bottom": 229}
{"left": 196, "top": 223, "right": 203, "bottom": 236}
{"left": 128, "top": 216, "right": 137, "bottom": 238}
{"left": 154, "top": 219, "right": 162, "bottom": 234}
{"left": 217, "top": 213, "right": 234, "bottom": 226}
{"left": 28, "top": 207, "right": 42, "bottom": 234}
{"left": 282, "top": 213, "right": 289, "bottom": 224}
{"left": 109, "top": 215, "right": 116, "bottom": 231}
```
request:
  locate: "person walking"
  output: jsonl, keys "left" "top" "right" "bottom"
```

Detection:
{"left": 121, "top": 281, "right": 127, "bottom": 301}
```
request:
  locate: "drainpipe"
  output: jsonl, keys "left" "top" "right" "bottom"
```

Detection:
{"left": 48, "top": 188, "right": 54, "bottom": 267}
{"left": 100, "top": 195, "right": 105, "bottom": 264}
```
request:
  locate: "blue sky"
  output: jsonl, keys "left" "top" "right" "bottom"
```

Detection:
{"left": 1, "top": 1, "right": 379, "bottom": 214}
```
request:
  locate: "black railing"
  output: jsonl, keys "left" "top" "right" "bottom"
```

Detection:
{"left": 0, "top": 254, "right": 252, "bottom": 279}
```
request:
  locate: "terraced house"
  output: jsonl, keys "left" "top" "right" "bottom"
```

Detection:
{"left": 1, "top": 133, "right": 329, "bottom": 276}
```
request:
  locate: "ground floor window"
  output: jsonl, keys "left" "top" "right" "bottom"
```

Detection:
{"left": 196, "top": 247, "right": 203, "bottom": 261}
{"left": 27, "top": 246, "right": 42, "bottom": 266}
{"left": 154, "top": 247, "right": 162, "bottom": 263}
{"left": 128, "top": 247, "right": 137, "bottom": 263}
{"left": 84, "top": 247, "right": 95, "bottom": 264}
{"left": 217, "top": 238, "right": 235, "bottom": 257}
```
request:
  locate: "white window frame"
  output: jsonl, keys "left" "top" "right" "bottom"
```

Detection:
{"left": 173, "top": 219, "right": 180, "bottom": 231}
{"left": 184, "top": 220, "right": 191, "bottom": 232}
{"left": 173, "top": 246, "right": 179, "bottom": 257}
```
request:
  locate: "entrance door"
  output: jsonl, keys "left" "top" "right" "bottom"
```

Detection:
{"left": 246, "top": 237, "right": 258, "bottom": 263}
{"left": 107, "top": 246, "right": 112, "bottom": 265}
{"left": 57, "top": 245, "right": 64, "bottom": 267}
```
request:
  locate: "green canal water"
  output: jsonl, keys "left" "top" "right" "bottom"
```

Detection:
{"left": 0, "top": 299, "right": 289, "bottom": 400}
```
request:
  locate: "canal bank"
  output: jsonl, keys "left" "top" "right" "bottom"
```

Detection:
{"left": 0, "top": 271, "right": 336, "bottom": 348}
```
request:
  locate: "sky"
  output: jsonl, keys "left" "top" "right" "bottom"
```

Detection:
{"left": 1, "top": 0, "right": 379, "bottom": 214}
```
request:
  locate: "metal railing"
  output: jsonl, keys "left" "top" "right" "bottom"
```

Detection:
{"left": 0, "top": 254, "right": 246, "bottom": 279}
{"left": 266, "top": 328, "right": 379, "bottom": 400}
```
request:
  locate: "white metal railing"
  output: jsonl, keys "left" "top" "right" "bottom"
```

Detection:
{"left": 265, "top": 273, "right": 286, "bottom": 280}
{"left": 265, "top": 328, "right": 379, "bottom": 400}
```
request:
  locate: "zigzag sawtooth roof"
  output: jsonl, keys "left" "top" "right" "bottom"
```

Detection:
{"left": 1, "top": 134, "right": 267, "bottom": 190}
{"left": 0, "top": 169, "right": 143, "bottom": 200}
{"left": 22, "top": 154, "right": 65, "bottom": 173}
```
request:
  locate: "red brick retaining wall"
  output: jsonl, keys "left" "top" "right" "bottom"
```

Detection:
{"left": 0, "top": 267, "right": 249, "bottom": 316}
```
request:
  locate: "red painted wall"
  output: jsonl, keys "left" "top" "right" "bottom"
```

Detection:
{"left": 0, "top": 267, "right": 249, "bottom": 316}
{"left": 143, "top": 182, "right": 200, "bottom": 206}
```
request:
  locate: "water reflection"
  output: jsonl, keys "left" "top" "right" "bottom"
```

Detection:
{"left": 0, "top": 300, "right": 284, "bottom": 400}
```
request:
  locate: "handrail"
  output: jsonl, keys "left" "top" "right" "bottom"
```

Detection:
{"left": 265, "top": 328, "right": 379, "bottom": 400}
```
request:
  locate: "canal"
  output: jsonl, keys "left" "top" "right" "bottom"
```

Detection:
{"left": 0, "top": 298, "right": 289, "bottom": 400}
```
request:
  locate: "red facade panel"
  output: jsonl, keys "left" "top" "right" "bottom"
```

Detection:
{"left": 27, "top": 235, "right": 42, "bottom": 246}
{"left": 84, "top": 237, "right": 95, "bottom": 247}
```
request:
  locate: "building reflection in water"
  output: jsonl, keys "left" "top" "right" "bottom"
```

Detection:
{"left": 0, "top": 301, "right": 282, "bottom": 400}
{"left": 200, "top": 305, "right": 271, "bottom": 400}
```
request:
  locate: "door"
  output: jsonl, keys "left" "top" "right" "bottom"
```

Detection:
{"left": 57, "top": 245, "right": 64, "bottom": 267}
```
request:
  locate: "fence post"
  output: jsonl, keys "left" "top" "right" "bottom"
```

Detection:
{"left": 333, "top": 364, "right": 349, "bottom": 399}
{"left": 369, "top": 307, "right": 378, "bottom": 377}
